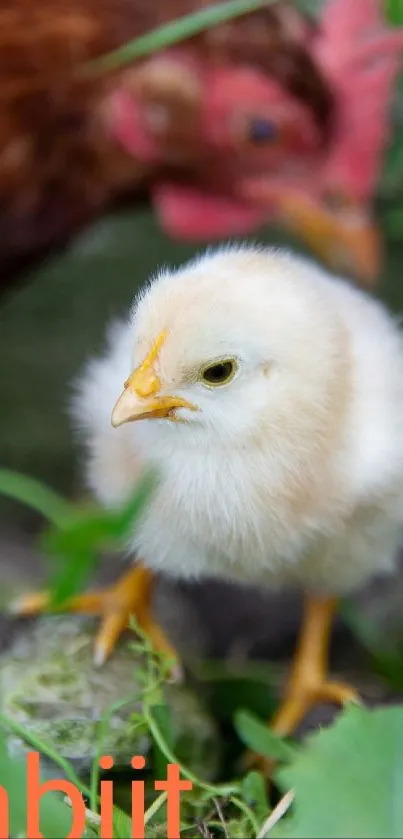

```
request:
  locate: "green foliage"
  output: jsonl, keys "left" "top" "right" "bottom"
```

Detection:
{"left": 378, "top": 75, "right": 403, "bottom": 238}
{"left": 151, "top": 704, "right": 174, "bottom": 781}
{"left": 233, "top": 703, "right": 403, "bottom": 838}
{"left": 385, "top": 0, "right": 403, "bottom": 26}
{"left": 0, "top": 467, "right": 156, "bottom": 606}
{"left": 0, "top": 726, "right": 87, "bottom": 839}
{"left": 3, "top": 468, "right": 403, "bottom": 836}
{"left": 0, "top": 469, "right": 73, "bottom": 528}
{"left": 4, "top": 635, "right": 403, "bottom": 837}
{"left": 0, "top": 628, "right": 265, "bottom": 838}
{"left": 240, "top": 770, "right": 269, "bottom": 823}
{"left": 235, "top": 708, "right": 297, "bottom": 763}
{"left": 341, "top": 599, "right": 403, "bottom": 692}
{"left": 275, "top": 704, "right": 403, "bottom": 838}
{"left": 44, "top": 471, "right": 156, "bottom": 607}
{"left": 111, "top": 806, "right": 133, "bottom": 839}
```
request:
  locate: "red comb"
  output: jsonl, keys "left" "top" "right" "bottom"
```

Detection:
{"left": 315, "top": 0, "right": 403, "bottom": 201}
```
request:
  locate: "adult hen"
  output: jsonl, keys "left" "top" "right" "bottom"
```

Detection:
{"left": 4, "top": 0, "right": 399, "bottom": 290}
{"left": 17, "top": 246, "right": 403, "bottom": 739}
{"left": 0, "top": 0, "right": 327, "bottom": 287}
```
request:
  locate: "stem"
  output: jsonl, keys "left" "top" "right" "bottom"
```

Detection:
{"left": 90, "top": 696, "right": 140, "bottom": 814}
{"left": 0, "top": 712, "right": 92, "bottom": 800}
{"left": 230, "top": 794, "right": 261, "bottom": 837}
{"left": 144, "top": 701, "right": 239, "bottom": 798}
{"left": 144, "top": 702, "right": 261, "bottom": 834}
{"left": 144, "top": 791, "right": 168, "bottom": 825}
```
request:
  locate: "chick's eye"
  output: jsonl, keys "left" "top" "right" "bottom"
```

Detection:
{"left": 200, "top": 360, "right": 237, "bottom": 387}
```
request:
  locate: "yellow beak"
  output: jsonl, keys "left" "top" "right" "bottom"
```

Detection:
{"left": 111, "top": 333, "right": 198, "bottom": 428}
{"left": 276, "top": 191, "right": 382, "bottom": 288}
{"left": 242, "top": 179, "right": 382, "bottom": 287}
{"left": 111, "top": 386, "right": 197, "bottom": 427}
{"left": 112, "top": 330, "right": 198, "bottom": 428}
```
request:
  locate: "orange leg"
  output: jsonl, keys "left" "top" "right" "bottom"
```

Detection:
{"left": 248, "top": 595, "right": 359, "bottom": 776}
{"left": 270, "top": 595, "right": 359, "bottom": 738}
{"left": 11, "top": 564, "right": 178, "bottom": 668}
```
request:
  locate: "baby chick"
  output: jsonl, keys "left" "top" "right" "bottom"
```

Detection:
{"left": 17, "top": 246, "right": 403, "bottom": 738}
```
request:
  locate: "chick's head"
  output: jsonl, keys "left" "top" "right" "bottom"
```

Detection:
{"left": 112, "top": 247, "right": 346, "bottom": 448}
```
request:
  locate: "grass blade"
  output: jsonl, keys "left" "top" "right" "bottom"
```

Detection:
{"left": 0, "top": 468, "right": 72, "bottom": 528}
{"left": 84, "top": 0, "right": 274, "bottom": 74}
{"left": 234, "top": 709, "right": 297, "bottom": 763}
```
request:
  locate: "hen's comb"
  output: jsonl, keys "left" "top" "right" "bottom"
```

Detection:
{"left": 315, "top": 0, "right": 403, "bottom": 201}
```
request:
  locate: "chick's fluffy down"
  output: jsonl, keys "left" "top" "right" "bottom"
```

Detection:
{"left": 72, "top": 246, "right": 403, "bottom": 595}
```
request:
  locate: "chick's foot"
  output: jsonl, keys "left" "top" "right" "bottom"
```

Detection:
{"left": 11, "top": 565, "right": 179, "bottom": 670}
{"left": 271, "top": 594, "right": 359, "bottom": 738}
{"left": 270, "top": 674, "right": 358, "bottom": 738}
{"left": 247, "top": 595, "right": 359, "bottom": 777}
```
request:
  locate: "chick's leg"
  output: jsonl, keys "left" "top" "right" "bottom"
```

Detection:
{"left": 12, "top": 565, "right": 178, "bottom": 668}
{"left": 271, "top": 595, "right": 359, "bottom": 738}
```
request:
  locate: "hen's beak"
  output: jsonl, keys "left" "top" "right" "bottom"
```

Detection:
{"left": 111, "top": 334, "right": 197, "bottom": 428}
{"left": 242, "top": 180, "right": 382, "bottom": 287}
{"left": 277, "top": 192, "right": 382, "bottom": 288}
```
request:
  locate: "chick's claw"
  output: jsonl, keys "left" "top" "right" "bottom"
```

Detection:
{"left": 10, "top": 565, "right": 179, "bottom": 672}
{"left": 270, "top": 678, "right": 360, "bottom": 740}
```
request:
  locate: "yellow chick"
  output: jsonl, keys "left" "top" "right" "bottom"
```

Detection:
{"left": 17, "top": 245, "right": 403, "bottom": 739}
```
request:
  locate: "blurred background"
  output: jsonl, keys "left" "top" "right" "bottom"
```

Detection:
{"left": 2, "top": 0, "right": 403, "bottom": 711}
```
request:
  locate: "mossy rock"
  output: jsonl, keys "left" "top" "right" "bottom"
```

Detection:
{"left": 0, "top": 615, "right": 220, "bottom": 782}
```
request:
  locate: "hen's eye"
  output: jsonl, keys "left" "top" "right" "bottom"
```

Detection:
{"left": 248, "top": 118, "right": 278, "bottom": 144}
{"left": 200, "top": 359, "right": 237, "bottom": 387}
{"left": 323, "top": 190, "right": 350, "bottom": 212}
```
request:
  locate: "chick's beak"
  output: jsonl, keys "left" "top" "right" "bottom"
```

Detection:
{"left": 111, "top": 366, "right": 197, "bottom": 428}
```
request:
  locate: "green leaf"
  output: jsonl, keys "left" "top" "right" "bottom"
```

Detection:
{"left": 341, "top": 600, "right": 403, "bottom": 691}
{"left": 241, "top": 770, "right": 269, "bottom": 822}
{"left": 84, "top": 0, "right": 274, "bottom": 74}
{"left": 46, "top": 546, "right": 99, "bottom": 608}
{"left": 0, "top": 726, "right": 78, "bottom": 838}
{"left": 383, "top": 206, "right": 403, "bottom": 240}
{"left": 385, "top": 0, "right": 403, "bottom": 26}
{"left": 0, "top": 712, "right": 91, "bottom": 798}
{"left": 226, "top": 815, "right": 259, "bottom": 838}
{"left": 151, "top": 704, "right": 174, "bottom": 780}
{"left": 0, "top": 466, "right": 155, "bottom": 608}
{"left": 113, "top": 805, "right": 133, "bottom": 839}
{"left": 379, "top": 133, "right": 403, "bottom": 200}
{"left": 378, "top": 73, "right": 403, "bottom": 199}
{"left": 234, "top": 709, "right": 296, "bottom": 763}
{"left": 44, "top": 470, "right": 156, "bottom": 607}
{"left": 275, "top": 704, "right": 403, "bottom": 838}
{"left": 0, "top": 468, "right": 72, "bottom": 527}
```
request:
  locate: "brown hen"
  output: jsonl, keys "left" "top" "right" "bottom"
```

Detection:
{"left": 0, "top": 0, "right": 331, "bottom": 289}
